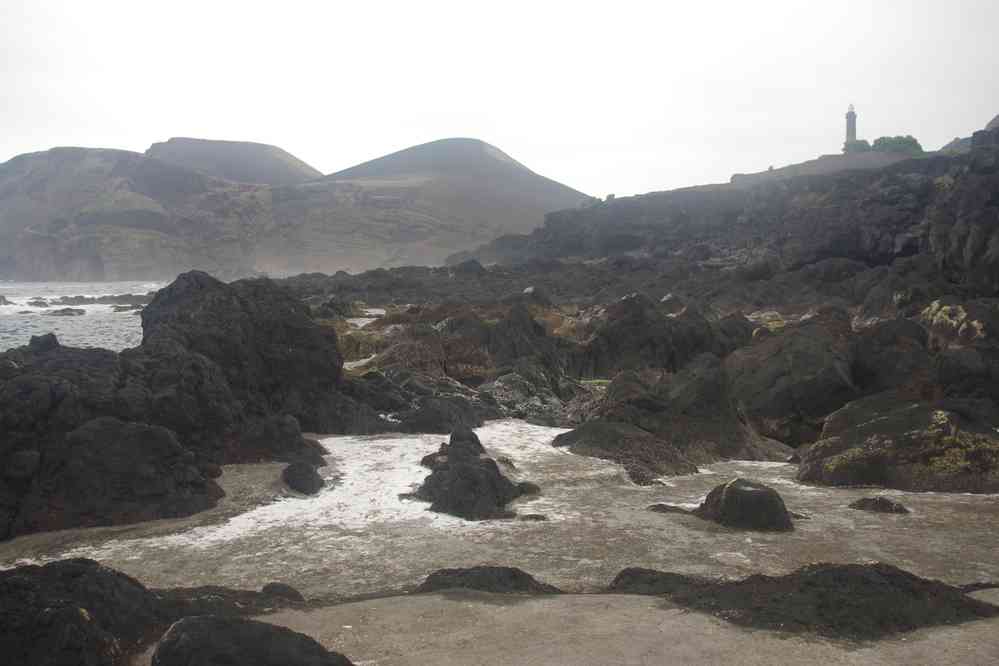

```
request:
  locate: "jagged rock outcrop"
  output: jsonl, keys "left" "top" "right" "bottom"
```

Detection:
{"left": 151, "top": 616, "right": 355, "bottom": 666}
{"left": 411, "top": 428, "right": 535, "bottom": 519}
{"left": 608, "top": 562, "right": 999, "bottom": 639}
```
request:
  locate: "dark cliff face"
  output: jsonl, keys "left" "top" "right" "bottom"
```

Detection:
{"left": 459, "top": 138, "right": 999, "bottom": 294}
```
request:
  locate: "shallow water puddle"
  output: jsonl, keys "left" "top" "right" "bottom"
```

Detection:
{"left": 3, "top": 419, "right": 998, "bottom": 598}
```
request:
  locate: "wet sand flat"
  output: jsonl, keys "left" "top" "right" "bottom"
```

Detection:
{"left": 132, "top": 591, "right": 999, "bottom": 666}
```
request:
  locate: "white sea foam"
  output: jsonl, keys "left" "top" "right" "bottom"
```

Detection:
{"left": 59, "top": 420, "right": 574, "bottom": 559}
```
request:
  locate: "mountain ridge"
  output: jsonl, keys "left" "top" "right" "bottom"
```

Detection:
{"left": 0, "top": 137, "right": 590, "bottom": 280}
{"left": 146, "top": 137, "right": 323, "bottom": 185}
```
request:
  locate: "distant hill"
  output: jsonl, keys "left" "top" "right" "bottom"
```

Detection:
{"left": 0, "top": 138, "right": 590, "bottom": 280}
{"left": 146, "top": 137, "right": 322, "bottom": 185}
{"left": 255, "top": 138, "right": 592, "bottom": 274}
{"left": 0, "top": 147, "right": 266, "bottom": 280}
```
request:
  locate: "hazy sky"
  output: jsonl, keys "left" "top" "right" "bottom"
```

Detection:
{"left": 3, "top": 0, "right": 997, "bottom": 196}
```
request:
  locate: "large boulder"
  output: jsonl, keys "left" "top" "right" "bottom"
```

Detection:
{"left": 151, "top": 616, "right": 354, "bottom": 666}
{"left": 725, "top": 308, "right": 859, "bottom": 445}
{"left": 552, "top": 420, "right": 697, "bottom": 484}
{"left": 416, "top": 566, "right": 561, "bottom": 594}
{"left": 693, "top": 478, "right": 794, "bottom": 531}
{"left": 282, "top": 462, "right": 325, "bottom": 495}
{"left": 9, "top": 417, "right": 223, "bottom": 536}
{"left": 797, "top": 392, "right": 999, "bottom": 492}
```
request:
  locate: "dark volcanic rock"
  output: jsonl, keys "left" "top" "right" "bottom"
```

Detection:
{"left": 283, "top": 462, "right": 325, "bottom": 495}
{"left": 416, "top": 566, "right": 561, "bottom": 594}
{"left": 0, "top": 295, "right": 10, "bottom": 305}
{"left": 0, "top": 559, "right": 315, "bottom": 666}
{"left": 569, "top": 294, "right": 744, "bottom": 379}
{"left": 0, "top": 558, "right": 166, "bottom": 666}
{"left": 411, "top": 429, "right": 533, "bottom": 519}
{"left": 725, "top": 309, "right": 859, "bottom": 446}
{"left": 141, "top": 271, "right": 345, "bottom": 432}
{"left": 552, "top": 420, "right": 697, "bottom": 484}
{"left": 8, "top": 417, "right": 223, "bottom": 537}
{"left": 849, "top": 496, "right": 910, "bottom": 514}
{"left": 579, "top": 354, "right": 792, "bottom": 466}
{"left": 0, "top": 271, "right": 379, "bottom": 539}
{"left": 609, "top": 562, "right": 999, "bottom": 640}
{"left": 151, "top": 616, "right": 354, "bottom": 666}
{"left": 693, "top": 478, "right": 794, "bottom": 531}
{"left": 414, "top": 457, "right": 522, "bottom": 520}
{"left": 797, "top": 392, "right": 999, "bottom": 492}
{"left": 261, "top": 582, "right": 306, "bottom": 602}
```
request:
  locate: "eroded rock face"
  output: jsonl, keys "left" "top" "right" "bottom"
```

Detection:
{"left": 609, "top": 562, "right": 999, "bottom": 639}
{"left": 797, "top": 392, "right": 999, "bottom": 492}
{"left": 416, "top": 566, "right": 561, "bottom": 594}
{"left": 693, "top": 478, "right": 794, "bottom": 531}
{"left": 151, "top": 616, "right": 354, "bottom": 666}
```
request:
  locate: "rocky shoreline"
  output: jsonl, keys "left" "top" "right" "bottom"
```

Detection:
{"left": 2, "top": 128, "right": 999, "bottom": 664}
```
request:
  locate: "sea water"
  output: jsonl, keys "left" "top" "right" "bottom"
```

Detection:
{"left": 0, "top": 280, "right": 163, "bottom": 351}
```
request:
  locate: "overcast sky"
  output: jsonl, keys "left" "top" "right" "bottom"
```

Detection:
{"left": 3, "top": 0, "right": 997, "bottom": 196}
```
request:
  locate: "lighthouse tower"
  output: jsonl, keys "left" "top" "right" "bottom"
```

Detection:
{"left": 845, "top": 104, "right": 857, "bottom": 143}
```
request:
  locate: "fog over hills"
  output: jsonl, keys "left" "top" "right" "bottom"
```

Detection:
{"left": 0, "top": 137, "right": 590, "bottom": 280}
{"left": 146, "top": 137, "right": 323, "bottom": 185}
